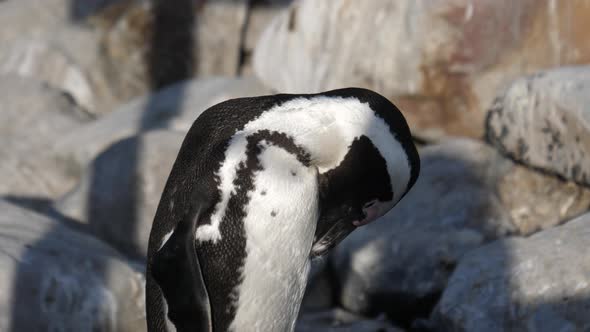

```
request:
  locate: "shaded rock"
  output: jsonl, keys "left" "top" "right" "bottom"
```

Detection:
{"left": 0, "top": 75, "right": 93, "bottom": 198}
{"left": 0, "top": 0, "right": 114, "bottom": 114}
{"left": 70, "top": 0, "right": 124, "bottom": 21}
{"left": 55, "top": 130, "right": 184, "bottom": 260}
{"left": 296, "top": 309, "right": 403, "bottom": 332}
{"left": 95, "top": 0, "right": 248, "bottom": 101}
{"left": 0, "top": 200, "right": 145, "bottom": 331}
{"left": 301, "top": 258, "right": 334, "bottom": 313}
{"left": 332, "top": 139, "right": 590, "bottom": 324}
{"left": 432, "top": 212, "right": 590, "bottom": 331}
{"left": 53, "top": 76, "right": 270, "bottom": 168}
{"left": 486, "top": 65, "right": 590, "bottom": 187}
{"left": 254, "top": 0, "right": 590, "bottom": 140}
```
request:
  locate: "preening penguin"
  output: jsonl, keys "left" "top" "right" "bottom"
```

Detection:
{"left": 146, "top": 88, "right": 420, "bottom": 332}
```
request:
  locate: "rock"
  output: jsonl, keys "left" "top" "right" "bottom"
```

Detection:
{"left": 240, "top": 0, "right": 292, "bottom": 75}
{"left": 301, "top": 258, "right": 334, "bottom": 313}
{"left": 96, "top": 0, "right": 248, "bottom": 101}
{"left": 53, "top": 76, "right": 270, "bottom": 168}
{"left": 432, "top": 212, "right": 590, "bottom": 331}
{"left": 296, "top": 309, "right": 404, "bottom": 332}
{"left": 0, "top": 200, "right": 145, "bottom": 331}
{"left": 70, "top": 0, "right": 124, "bottom": 20}
{"left": 55, "top": 130, "right": 184, "bottom": 260}
{"left": 332, "top": 139, "right": 590, "bottom": 324}
{"left": 254, "top": 0, "right": 590, "bottom": 140}
{"left": 497, "top": 164, "right": 590, "bottom": 235}
{"left": 0, "top": 0, "right": 114, "bottom": 114}
{"left": 0, "top": 75, "right": 93, "bottom": 199}
{"left": 486, "top": 66, "right": 590, "bottom": 187}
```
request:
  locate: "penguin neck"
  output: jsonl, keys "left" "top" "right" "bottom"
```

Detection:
{"left": 245, "top": 96, "right": 382, "bottom": 174}
{"left": 241, "top": 95, "right": 412, "bottom": 202}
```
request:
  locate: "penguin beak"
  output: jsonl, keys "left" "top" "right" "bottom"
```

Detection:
{"left": 311, "top": 205, "right": 362, "bottom": 257}
{"left": 311, "top": 200, "right": 388, "bottom": 257}
{"left": 310, "top": 220, "right": 356, "bottom": 258}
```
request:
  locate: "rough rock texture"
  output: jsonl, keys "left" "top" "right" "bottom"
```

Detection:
{"left": 0, "top": 0, "right": 114, "bottom": 114}
{"left": 53, "top": 76, "right": 270, "bottom": 168}
{"left": 0, "top": 200, "right": 145, "bottom": 331}
{"left": 432, "top": 212, "right": 590, "bottom": 331}
{"left": 95, "top": 0, "right": 249, "bottom": 101}
{"left": 487, "top": 65, "right": 590, "bottom": 187}
{"left": 55, "top": 130, "right": 184, "bottom": 260}
{"left": 254, "top": 0, "right": 590, "bottom": 140}
{"left": 296, "top": 309, "right": 403, "bottom": 332}
{"left": 331, "top": 139, "right": 590, "bottom": 324}
{"left": 0, "top": 75, "right": 93, "bottom": 199}
{"left": 240, "top": 0, "right": 292, "bottom": 75}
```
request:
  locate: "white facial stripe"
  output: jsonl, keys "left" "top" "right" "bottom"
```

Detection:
{"left": 196, "top": 95, "right": 412, "bottom": 243}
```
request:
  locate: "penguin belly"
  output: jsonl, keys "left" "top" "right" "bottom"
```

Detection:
{"left": 228, "top": 144, "right": 319, "bottom": 332}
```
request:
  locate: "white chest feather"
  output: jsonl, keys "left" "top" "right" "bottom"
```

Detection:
{"left": 229, "top": 145, "right": 319, "bottom": 332}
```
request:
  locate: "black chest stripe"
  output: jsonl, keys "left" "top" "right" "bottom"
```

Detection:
{"left": 198, "top": 130, "right": 309, "bottom": 331}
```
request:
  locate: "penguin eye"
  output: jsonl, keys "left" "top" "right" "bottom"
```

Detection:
{"left": 363, "top": 201, "right": 376, "bottom": 209}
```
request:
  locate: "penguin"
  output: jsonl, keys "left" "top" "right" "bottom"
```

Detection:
{"left": 146, "top": 87, "right": 420, "bottom": 332}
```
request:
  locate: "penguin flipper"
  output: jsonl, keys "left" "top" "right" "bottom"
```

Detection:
{"left": 151, "top": 197, "right": 212, "bottom": 332}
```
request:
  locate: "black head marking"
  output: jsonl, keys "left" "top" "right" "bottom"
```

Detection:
{"left": 321, "top": 135, "right": 392, "bottom": 208}
{"left": 322, "top": 87, "right": 420, "bottom": 194}
{"left": 313, "top": 135, "right": 392, "bottom": 256}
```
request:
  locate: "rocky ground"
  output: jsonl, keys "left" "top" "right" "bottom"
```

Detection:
{"left": 1, "top": 0, "right": 590, "bottom": 331}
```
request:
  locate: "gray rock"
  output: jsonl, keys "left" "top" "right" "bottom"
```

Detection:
{"left": 0, "top": 0, "right": 112, "bottom": 114}
{"left": 55, "top": 130, "right": 184, "bottom": 260}
{"left": 486, "top": 66, "right": 590, "bottom": 187}
{"left": 254, "top": 0, "right": 590, "bottom": 140}
{"left": 432, "top": 212, "right": 590, "bottom": 331}
{"left": 241, "top": 0, "right": 292, "bottom": 75}
{"left": 0, "top": 200, "right": 145, "bottom": 331}
{"left": 332, "top": 139, "right": 590, "bottom": 320}
{"left": 296, "top": 309, "right": 404, "bottom": 332}
{"left": 53, "top": 76, "right": 270, "bottom": 168}
{"left": 0, "top": 75, "right": 93, "bottom": 199}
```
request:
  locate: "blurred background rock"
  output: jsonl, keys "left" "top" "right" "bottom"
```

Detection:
{"left": 1, "top": 0, "right": 590, "bottom": 331}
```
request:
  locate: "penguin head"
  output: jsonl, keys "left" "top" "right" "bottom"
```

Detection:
{"left": 310, "top": 89, "right": 420, "bottom": 257}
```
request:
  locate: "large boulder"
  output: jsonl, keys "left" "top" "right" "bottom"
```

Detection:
{"left": 94, "top": 0, "right": 249, "bottom": 101}
{"left": 53, "top": 76, "right": 270, "bottom": 168}
{"left": 254, "top": 0, "right": 590, "bottom": 140}
{"left": 432, "top": 212, "right": 590, "bottom": 331}
{"left": 0, "top": 0, "right": 113, "bottom": 114}
{"left": 486, "top": 65, "right": 590, "bottom": 187}
{"left": 240, "top": 0, "right": 292, "bottom": 75}
{"left": 0, "top": 75, "right": 93, "bottom": 199}
{"left": 331, "top": 139, "right": 590, "bottom": 324}
{"left": 55, "top": 130, "right": 184, "bottom": 260}
{"left": 0, "top": 200, "right": 145, "bottom": 331}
